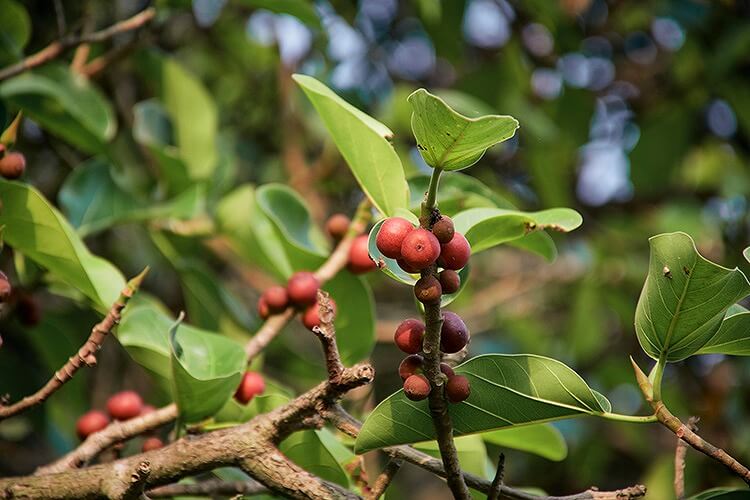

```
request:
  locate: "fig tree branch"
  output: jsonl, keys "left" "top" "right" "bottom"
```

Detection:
{"left": 244, "top": 198, "right": 371, "bottom": 358}
{"left": 0, "top": 269, "right": 148, "bottom": 421}
{"left": 3, "top": 300, "right": 374, "bottom": 499}
{"left": 674, "top": 416, "right": 698, "bottom": 499}
{"left": 324, "top": 405, "right": 647, "bottom": 500}
{"left": 365, "top": 458, "right": 403, "bottom": 500}
{"left": 0, "top": 7, "right": 156, "bottom": 81}
{"left": 419, "top": 167, "right": 471, "bottom": 499}
{"left": 147, "top": 478, "right": 268, "bottom": 497}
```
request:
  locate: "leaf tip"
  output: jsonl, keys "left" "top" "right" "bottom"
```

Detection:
{"left": 629, "top": 356, "right": 653, "bottom": 401}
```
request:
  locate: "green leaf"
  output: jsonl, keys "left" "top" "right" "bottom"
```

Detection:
{"left": 453, "top": 207, "right": 582, "bottom": 254}
{"left": 408, "top": 88, "right": 519, "bottom": 171}
{"left": 238, "top": 0, "right": 321, "bottom": 28}
{"left": 0, "top": 180, "right": 125, "bottom": 308}
{"left": 481, "top": 424, "right": 567, "bottom": 461}
{"left": 59, "top": 158, "right": 204, "bottom": 236}
{"left": 0, "top": 0, "right": 30, "bottom": 65}
{"left": 407, "top": 172, "right": 515, "bottom": 216}
{"left": 0, "top": 64, "right": 116, "bottom": 153}
{"left": 688, "top": 488, "right": 749, "bottom": 500}
{"left": 366, "top": 218, "right": 469, "bottom": 307}
{"left": 509, "top": 231, "right": 558, "bottom": 262}
{"left": 293, "top": 74, "right": 409, "bottom": 216}
{"left": 169, "top": 316, "right": 246, "bottom": 423}
{"left": 354, "top": 354, "right": 609, "bottom": 454}
{"left": 634, "top": 232, "right": 750, "bottom": 362}
{"left": 280, "top": 430, "right": 350, "bottom": 487}
{"left": 744, "top": 246, "right": 750, "bottom": 264}
{"left": 137, "top": 51, "right": 218, "bottom": 180}
{"left": 696, "top": 310, "right": 750, "bottom": 356}
{"left": 255, "top": 183, "right": 329, "bottom": 260}
{"left": 324, "top": 271, "right": 376, "bottom": 364}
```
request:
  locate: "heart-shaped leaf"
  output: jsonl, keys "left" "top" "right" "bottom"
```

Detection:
{"left": 354, "top": 354, "right": 609, "bottom": 454}
{"left": 0, "top": 64, "right": 116, "bottom": 153}
{"left": 635, "top": 232, "right": 750, "bottom": 362}
{"left": 481, "top": 424, "right": 567, "bottom": 461}
{"left": 453, "top": 207, "right": 583, "bottom": 254}
{"left": 0, "top": 180, "right": 125, "bottom": 308}
{"left": 408, "top": 89, "right": 518, "bottom": 171}
{"left": 366, "top": 218, "right": 469, "bottom": 307}
{"left": 293, "top": 74, "right": 409, "bottom": 217}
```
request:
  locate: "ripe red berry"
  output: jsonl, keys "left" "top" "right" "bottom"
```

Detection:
{"left": 301, "top": 298, "right": 337, "bottom": 330}
{"left": 257, "top": 296, "right": 270, "bottom": 320}
{"left": 106, "top": 391, "right": 144, "bottom": 421}
{"left": 440, "top": 363, "right": 455, "bottom": 378}
{"left": 401, "top": 229, "right": 440, "bottom": 270}
{"left": 0, "top": 271, "right": 11, "bottom": 302}
{"left": 0, "top": 152, "right": 25, "bottom": 180}
{"left": 347, "top": 235, "right": 376, "bottom": 274}
{"left": 398, "top": 354, "right": 424, "bottom": 381}
{"left": 234, "top": 371, "right": 265, "bottom": 404}
{"left": 287, "top": 271, "right": 320, "bottom": 307}
{"left": 432, "top": 216, "right": 455, "bottom": 244}
{"left": 263, "top": 285, "right": 289, "bottom": 313}
{"left": 376, "top": 218, "right": 414, "bottom": 259}
{"left": 438, "top": 270, "right": 460, "bottom": 294}
{"left": 76, "top": 410, "right": 110, "bottom": 440}
{"left": 440, "top": 311, "right": 469, "bottom": 354}
{"left": 397, "top": 258, "right": 419, "bottom": 274}
{"left": 445, "top": 374, "right": 471, "bottom": 403}
{"left": 394, "top": 319, "right": 425, "bottom": 354}
{"left": 142, "top": 436, "right": 164, "bottom": 452}
{"left": 326, "top": 213, "right": 351, "bottom": 240}
{"left": 403, "top": 374, "right": 431, "bottom": 401}
{"left": 438, "top": 232, "right": 471, "bottom": 270}
{"left": 413, "top": 275, "right": 442, "bottom": 304}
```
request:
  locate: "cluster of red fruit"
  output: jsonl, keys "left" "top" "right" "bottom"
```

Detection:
{"left": 76, "top": 391, "right": 163, "bottom": 452}
{"left": 0, "top": 145, "right": 25, "bottom": 180}
{"left": 256, "top": 212, "right": 378, "bottom": 330}
{"left": 377, "top": 215, "right": 472, "bottom": 403}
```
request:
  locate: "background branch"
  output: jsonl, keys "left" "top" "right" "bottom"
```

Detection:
{"left": 365, "top": 458, "right": 403, "bottom": 500}
{"left": 674, "top": 416, "right": 699, "bottom": 499}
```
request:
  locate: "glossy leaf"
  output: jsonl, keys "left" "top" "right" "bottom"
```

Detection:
{"left": 59, "top": 158, "right": 204, "bottom": 236}
{"left": 280, "top": 430, "right": 350, "bottom": 487}
{"left": 408, "top": 172, "right": 515, "bottom": 216}
{"left": 634, "top": 232, "right": 750, "bottom": 362}
{"left": 169, "top": 317, "right": 246, "bottom": 423}
{"left": 137, "top": 51, "right": 218, "bottom": 180}
{"left": 688, "top": 488, "right": 749, "bottom": 500}
{"left": 293, "top": 74, "right": 409, "bottom": 216}
{"left": 696, "top": 309, "right": 750, "bottom": 356}
{"left": 366, "top": 218, "right": 469, "bottom": 307}
{"left": 453, "top": 207, "right": 582, "bottom": 254}
{"left": 355, "top": 354, "right": 609, "bottom": 453}
{"left": 324, "top": 270, "right": 377, "bottom": 364}
{"left": 744, "top": 246, "right": 750, "bottom": 264}
{"left": 481, "top": 424, "right": 568, "bottom": 461}
{"left": 0, "top": 64, "right": 116, "bottom": 152}
{"left": 408, "top": 88, "right": 518, "bottom": 171}
{"left": 0, "top": 0, "right": 30, "bottom": 64}
{"left": 0, "top": 180, "right": 125, "bottom": 308}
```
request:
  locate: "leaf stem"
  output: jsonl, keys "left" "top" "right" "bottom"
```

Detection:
{"left": 651, "top": 356, "right": 666, "bottom": 402}
{"left": 420, "top": 167, "right": 471, "bottom": 500}
{"left": 599, "top": 412, "right": 658, "bottom": 424}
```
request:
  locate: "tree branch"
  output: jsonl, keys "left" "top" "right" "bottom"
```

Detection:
{"left": 147, "top": 478, "right": 268, "bottom": 497}
{"left": 324, "top": 405, "right": 646, "bottom": 500}
{"left": 674, "top": 416, "right": 698, "bottom": 499}
{"left": 365, "top": 458, "right": 402, "bottom": 500}
{"left": 244, "top": 198, "right": 371, "bottom": 359}
{"left": 488, "top": 453, "right": 506, "bottom": 500}
{"left": 0, "top": 7, "right": 156, "bottom": 81}
{"left": 0, "top": 269, "right": 148, "bottom": 421}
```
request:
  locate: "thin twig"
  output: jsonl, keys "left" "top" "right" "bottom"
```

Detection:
{"left": 0, "top": 7, "right": 156, "bottom": 81}
{"left": 488, "top": 453, "right": 506, "bottom": 500}
{"left": 244, "top": 199, "right": 371, "bottom": 359}
{"left": 37, "top": 403, "right": 178, "bottom": 474}
{"left": 674, "top": 416, "right": 699, "bottom": 499}
{"left": 0, "top": 269, "right": 148, "bottom": 421}
{"left": 148, "top": 479, "right": 268, "bottom": 497}
{"left": 324, "top": 406, "right": 646, "bottom": 500}
{"left": 365, "top": 459, "right": 403, "bottom": 500}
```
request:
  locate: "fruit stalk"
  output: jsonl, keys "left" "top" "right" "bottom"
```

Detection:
{"left": 419, "top": 168, "right": 471, "bottom": 500}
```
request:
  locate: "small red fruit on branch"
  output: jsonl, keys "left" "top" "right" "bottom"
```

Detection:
{"left": 0, "top": 151, "right": 25, "bottom": 180}
{"left": 234, "top": 371, "right": 265, "bottom": 404}
{"left": 399, "top": 354, "right": 424, "bottom": 381}
{"left": 376, "top": 217, "right": 414, "bottom": 259}
{"left": 440, "top": 311, "right": 469, "bottom": 354}
{"left": 432, "top": 216, "right": 455, "bottom": 244}
{"left": 107, "top": 391, "right": 144, "bottom": 421}
{"left": 142, "top": 436, "right": 164, "bottom": 452}
{"left": 394, "top": 319, "right": 426, "bottom": 354}
{"left": 414, "top": 275, "right": 442, "bottom": 304}
{"left": 438, "top": 269, "right": 461, "bottom": 294}
{"left": 445, "top": 374, "right": 471, "bottom": 403}
{"left": 76, "top": 410, "right": 110, "bottom": 440}
{"left": 401, "top": 228, "right": 440, "bottom": 270}
{"left": 347, "top": 235, "right": 376, "bottom": 274}
{"left": 326, "top": 213, "right": 351, "bottom": 240}
{"left": 263, "top": 285, "right": 289, "bottom": 313}
{"left": 403, "top": 374, "right": 431, "bottom": 401}
{"left": 302, "top": 298, "right": 337, "bottom": 330}
{"left": 287, "top": 271, "right": 320, "bottom": 307}
{"left": 438, "top": 232, "right": 471, "bottom": 270}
